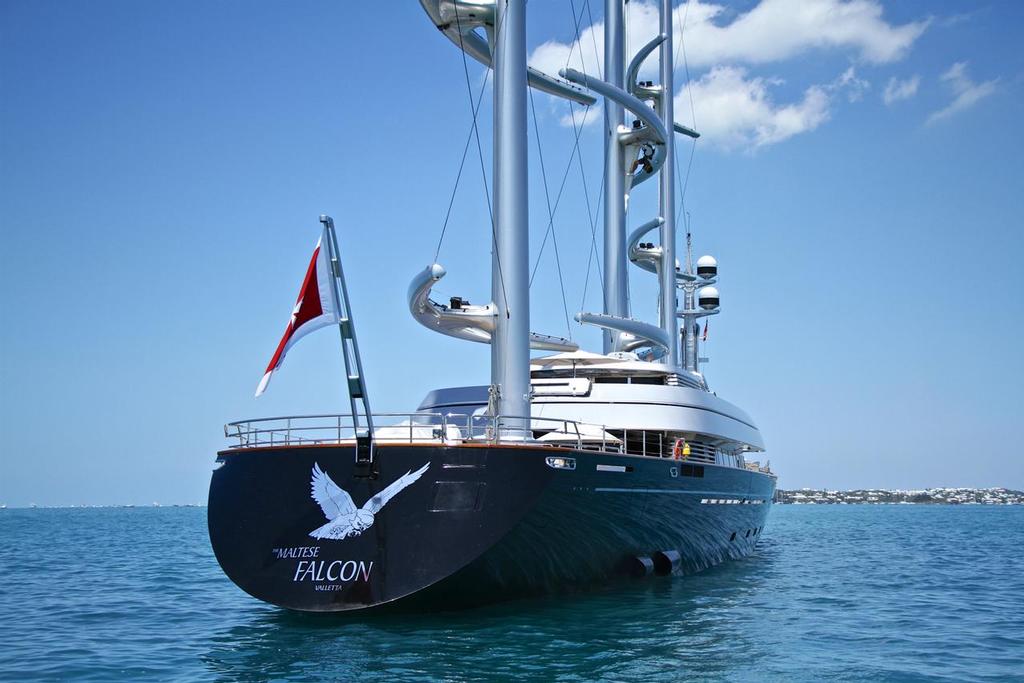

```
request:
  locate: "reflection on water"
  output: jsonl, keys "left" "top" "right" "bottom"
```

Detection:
{"left": 201, "top": 542, "right": 781, "bottom": 682}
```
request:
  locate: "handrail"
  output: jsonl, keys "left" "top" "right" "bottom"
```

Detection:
{"left": 222, "top": 412, "right": 773, "bottom": 474}
{"left": 225, "top": 412, "right": 616, "bottom": 451}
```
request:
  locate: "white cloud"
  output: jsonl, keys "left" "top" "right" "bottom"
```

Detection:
{"left": 529, "top": 0, "right": 928, "bottom": 78}
{"left": 528, "top": 0, "right": 925, "bottom": 148}
{"left": 559, "top": 103, "right": 602, "bottom": 128}
{"left": 675, "top": 66, "right": 831, "bottom": 149}
{"left": 927, "top": 62, "right": 998, "bottom": 125}
{"left": 830, "top": 66, "right": 870, "bottom": 102}
{"left": 882, "top": 75, "right": 920, "bottom": 105}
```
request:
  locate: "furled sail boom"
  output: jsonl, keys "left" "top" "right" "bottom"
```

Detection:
{"left": 622, "top": 37, "right": 700, "bottom": 143}
{"left": 625, "top": 34, "right": 666, "bottom": 99}
{"left": 560, "top": 67, "right": 667, "bottom": 188}
{"left": 574, "top": 312, "right": 671, "bottom": 352}
{"left": 561, "top": 68, "right": 668, "bottom": 146}
{"left": 674, "top": 122, "right": 700, "bottom": 139}
{"left": 418, "top": 0, "right": 596, "bottom": 106}
{"left": 627, "top": 218, "right": 697, "bottom": 284}
{"left": 408, "top": 264, "right": 578, "bottom": 352}
{"left": 627, "top": 217, "right": 664, "bottom": 275}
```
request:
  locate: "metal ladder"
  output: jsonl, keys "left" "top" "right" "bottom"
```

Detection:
{"left": 319, "top": 215, "right": 375, "bottom": 478}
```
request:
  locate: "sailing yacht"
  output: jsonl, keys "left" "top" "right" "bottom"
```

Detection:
{"left": 208, "top": 0, "right": 776, "bottom": 612}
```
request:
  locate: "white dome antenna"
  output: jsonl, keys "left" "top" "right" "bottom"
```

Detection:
{"left": 698, "top": 286, "right": 720, "bottom": 310}
{"left": 696, "top": 255, "right": 717, "bottom": 280}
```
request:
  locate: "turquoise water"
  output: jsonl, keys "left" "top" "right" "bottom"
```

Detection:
{"left": 1, "top": 506, "right": 1022, "bottom": 682}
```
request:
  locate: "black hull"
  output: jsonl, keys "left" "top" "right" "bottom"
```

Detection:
{"left": 208, "top": 444, "right": 775, "bottom": 612}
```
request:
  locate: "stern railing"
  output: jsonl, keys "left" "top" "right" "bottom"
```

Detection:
{"left": 223, "top": 412, "right": 772, "bottom": 473}
{"left": 224, "top": 413, "right": 615, "bottom": 451}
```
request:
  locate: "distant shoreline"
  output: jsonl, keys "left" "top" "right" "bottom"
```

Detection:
{"left": 3, "top": 489, "right": 1024, "bottom": 509}
{"left": 776, "top": 488, "right": 1023, "bottom": 505}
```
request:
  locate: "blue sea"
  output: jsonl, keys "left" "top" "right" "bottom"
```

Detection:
{"left": 1, "top": 506, "right": 1022, "bottom": 682}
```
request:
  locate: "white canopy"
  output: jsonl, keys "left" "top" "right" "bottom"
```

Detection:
{"left": 530, "top": 350, "right": 620, "bottom": 369}
{"left": 537, "top": 422, "right": 621, "bottom": 444}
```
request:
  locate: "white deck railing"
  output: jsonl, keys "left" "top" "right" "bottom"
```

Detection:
{"left": 224, "top": 413, "right": 616, "bottom": 451}
{"left": 223, "top": 412, "right": 773, "bottom": 473}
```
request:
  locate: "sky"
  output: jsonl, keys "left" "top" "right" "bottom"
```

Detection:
{"left": 1, "top": 0, "right": 1022, "bottom": 506}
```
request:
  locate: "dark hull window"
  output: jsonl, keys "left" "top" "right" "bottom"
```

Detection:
{"left": 679, "top": 464, "right": 704, "bottom": 478}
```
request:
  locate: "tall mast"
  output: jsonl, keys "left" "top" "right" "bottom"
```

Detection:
{"left": 658, "top": 0, "right": 680, "bottom": 367}
{"left": 490, "top": 0, "right": 531, "bottom": 431}
{"left": 602, "top": 0, "right": 628, "bottom": 353}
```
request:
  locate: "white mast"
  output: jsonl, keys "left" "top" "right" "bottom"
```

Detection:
{"left": 602, "top": 0, "right": 628, "bottom": 354}
{"left": 658, "top": 0, "right": 680, "bottom": 367}
{"left": 563, "top": 0, "right": 684, "bottom": 360}
{"left": 490, "top": 0, "right": 531, "bottom": 433}
{"left": 411, "top": 1, "right": 588, "bottom": 384}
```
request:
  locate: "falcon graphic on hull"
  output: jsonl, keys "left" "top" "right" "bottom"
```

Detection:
{"left": 308, "top": 461, "right": 431, "bottom": 540}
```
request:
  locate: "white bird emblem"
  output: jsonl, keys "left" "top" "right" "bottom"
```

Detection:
{"left": 308, "top": 461, "right": 430, "bottom": 540}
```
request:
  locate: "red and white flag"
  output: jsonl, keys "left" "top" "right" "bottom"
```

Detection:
{"left": 702, "top": 320, "right": 709, "bottom": 342}
{"left": 255, "top": 231, "right": 339, "bottom": 396}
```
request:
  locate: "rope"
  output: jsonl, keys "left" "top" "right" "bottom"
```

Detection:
{"left": 525, "top": 0, "right": 597, "bottom": 311}
{"left": 674, "top": 0, "right": 698, "bottom": 231}
{"left": 452, "top": 6, "right": 510, "bottom": 315}
{"left": 585, "top": 0, "right": 602, "bottom": 80}
{"left": 527, "top": 102, "right": 591, "bottom": 287}
{"left": 579, "top": 157, "right": 605, "bottom": 313}
{"left": 528, "top": 87, "right": 573, "bottom": 338}
{"left": 567, "top": 0, "right": 604, "bottom": 313}
{"left": 433, "top": 69, "right": 491, "bottom": 263}
{"left": 576, "top": 110, "right": 604, "bottom": 286}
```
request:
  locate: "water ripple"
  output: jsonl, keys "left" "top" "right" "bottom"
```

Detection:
{"left": 0, "top": 506, "right": 1022, "bottom": 681}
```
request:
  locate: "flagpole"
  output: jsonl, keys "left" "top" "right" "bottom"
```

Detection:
{"left": 319, "top": 215, "right": 375, "bottom": 475}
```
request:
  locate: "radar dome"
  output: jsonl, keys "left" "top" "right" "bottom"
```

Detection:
{"left": 696, "top": 255, "right": 717, "bottom": 279}
{"left": 698, "top": 286, "right": 719, "bottom": 310}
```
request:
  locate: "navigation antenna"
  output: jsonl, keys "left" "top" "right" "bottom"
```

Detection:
{"left": 319, "top": 215, "right": 375, "bottom": 479}
{"left": 685, "top": 211, "right": 694, "bottom": 275}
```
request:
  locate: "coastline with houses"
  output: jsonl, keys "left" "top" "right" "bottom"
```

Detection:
{"left": 776, "top": 488, "right": 1024, "bottom": 505}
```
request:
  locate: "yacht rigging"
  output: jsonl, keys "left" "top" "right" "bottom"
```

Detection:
{"left": 207, "top": 0, "right": 777, "bottom": 612}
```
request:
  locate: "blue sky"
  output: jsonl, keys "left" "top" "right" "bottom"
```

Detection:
{"left": 1, "top": 1, "right": 1021, "bottom": 506}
